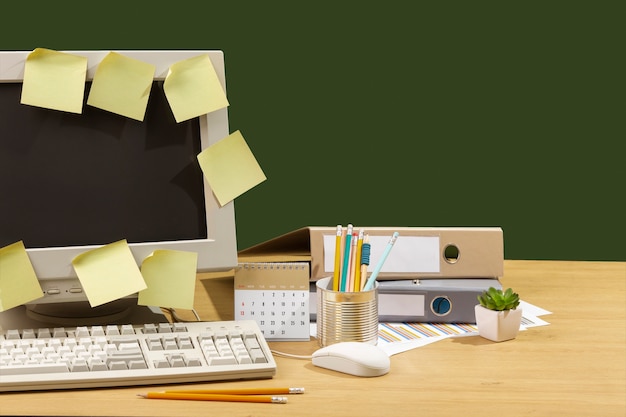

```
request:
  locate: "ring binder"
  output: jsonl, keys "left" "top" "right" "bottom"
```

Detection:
{"left": 239, "top": 226, "right": 504, "bottom": 281}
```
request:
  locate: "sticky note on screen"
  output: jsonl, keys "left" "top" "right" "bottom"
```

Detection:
{"left": 0, "top": 241, "right": 44, "bottom": 312}
{"left": 138, "top": 250, "right": 198, "bottom": 309}
{"left": 164, "top": 54, "right": 229, "bottom": 123}
{"left": 86, "top": 52, "right": 155, "bottom": 121}
{"left": 197, "top": 130, "right": 267, "bottom": 206}
{"left": 72, "top": 239, "right": 147, "bottom": 307}
{"left": 20, "top": 48, "right": 87, "bottom": 114}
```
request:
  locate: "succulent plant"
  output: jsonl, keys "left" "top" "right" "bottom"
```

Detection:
{"left": 477, "top": 287, "right": 520, "bottom": 311}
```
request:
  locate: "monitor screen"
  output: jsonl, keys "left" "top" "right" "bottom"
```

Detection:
{"left": 0, "top": 50, "right": 237, "bottom": 325}
{"left": 0, "top": 81, "right": 208, "bottom": 249}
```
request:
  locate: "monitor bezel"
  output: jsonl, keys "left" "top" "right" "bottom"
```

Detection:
{"left": 0, "top": 50, "right": 237, "bottom": 306}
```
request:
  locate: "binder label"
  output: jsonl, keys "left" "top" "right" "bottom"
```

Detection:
{"left": 323, "top": 235, "right": 440, "bottom": 274}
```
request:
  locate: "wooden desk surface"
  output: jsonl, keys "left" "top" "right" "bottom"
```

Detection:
{"left": 2, "top": 260, "right": 625, "bottom": 416}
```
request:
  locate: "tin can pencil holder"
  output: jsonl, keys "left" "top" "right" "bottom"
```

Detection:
{"left": 316, "top": 277, "right": 379, "bottom": 347}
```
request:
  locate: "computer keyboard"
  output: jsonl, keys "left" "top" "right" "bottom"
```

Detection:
{"left": 0, "top": 320, "right": 276, "bottom": 392}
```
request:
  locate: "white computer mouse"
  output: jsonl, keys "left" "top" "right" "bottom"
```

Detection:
{"left": 311, "top": 341, "right": 390, "bottom": 377}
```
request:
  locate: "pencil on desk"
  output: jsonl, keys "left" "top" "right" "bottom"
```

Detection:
{"left": 138, "top": 392, "right": 288, "bottom": 404}
{"left": 332, "top": 224, "right": 343, "bottom": 291}
{"left": 165, "top": 387, "right": 305, "bottom": 395}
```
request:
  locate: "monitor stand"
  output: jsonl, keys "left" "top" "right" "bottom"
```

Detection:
{"left": 0, "top": 299, "right": 168, "bottom": 330}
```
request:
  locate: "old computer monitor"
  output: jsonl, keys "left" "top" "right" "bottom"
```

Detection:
{"left": 0, "top": 50, "right": 237, "bottom": 327}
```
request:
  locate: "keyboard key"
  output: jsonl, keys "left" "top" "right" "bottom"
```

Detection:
{"left": 153, "top": 359, "right": 170, "bottom": 368}
{"left": 63, "top": 338, "right": 77, "bottom": 350}
{"left": 206, "top": 356, "right": 237, "bottom": 366}
{"left": 249, "top": 349, "right": 267, "bottom": 363}
{"left": 88, "top": 358, "right": 108, "bottom": 371}
{"left": 6, "top": 330, "right": 20, "bottom": 340}
{"left": 173, "top": 323, "right": 187, "bottom": 332}
{"left": 0, "top": 363, "right": 70, "bottom": 375}
{"left": 105, "top": 325, "right": 120, "bottom": 336}
{"left": 128, "top": 360, "right": 148, "bottom": 370}
{"left": 25, "top": 347, "right": 40, "bottom": 358}
{"left": 178, "top": 337, "right": 193, "bottom": 350}
{"left": 93, "top": 337, "right": 107, "bottom": 349}
{"left": 10, "top": 348, "right": 25, "bottom": 358}
{"left": 186, "top": 357, "right": 202, "bottom": 367}
{"left": 147, "top": 339, "right": 163, "bottom": 351}
{"left": 53, "top": 328, "right": 67, "bottom": 338}
{"left": 91, "top": 326, "right": 105, "bottom": 337}
{"left": 143, "top": 324, "right": 157, "bottom": 334}
{"left": 48, "top": 339, "right": 62, "bottom": 350}
{"left": 120, "top": 325, "right": 135, "bottom": 335}
{"left": 75, "top": 327, "right": 90, "bottom": 337}
{"left": 168, "top": 355, "right": 186, "bottom": 367}
{"left": 118, "top": 342, "right": 141, "bottom": 351}
{"left": 22, "top": 329, "right": 36, "bottom": 339}
{"left": 163, "top": 340, "right": 178, "bottom": 350}
{"left": 236, "top": 354, "right": 252, "bottom": 364}
{"left": 78, "top": 337, "right": 92, "bottom": 347}
{"left": 70, "top": 359, "right": 89, "bottom": 372}
{"left": 36, "top": 329, "right": 51, "bottom": 340}
{"left": 108, "top": 361, "right": 128, "bottom": 371}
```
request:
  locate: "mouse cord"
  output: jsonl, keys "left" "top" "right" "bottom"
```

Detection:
{"left": 269, "top": 349, "right": 313, "bottom": 360}
{"left": 163, "top": 307, "right": 202, "bottom": 322}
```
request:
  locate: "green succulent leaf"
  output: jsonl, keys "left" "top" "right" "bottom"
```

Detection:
{"left": 477, "top": 287, "right": 520, "bottom": 311}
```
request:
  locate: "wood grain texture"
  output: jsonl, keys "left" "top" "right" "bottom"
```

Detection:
{"left": 2, "top": 260, "right": 624, "bottom": 417}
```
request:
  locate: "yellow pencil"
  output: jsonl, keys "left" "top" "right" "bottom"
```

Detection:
{"left": 138, "top": 392, "right": 288, "bottom": 404}
{"left": 165, "top": 387, "right": 305, "bottom": 395}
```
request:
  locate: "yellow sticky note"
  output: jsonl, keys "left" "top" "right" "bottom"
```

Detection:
{"left": 197, "top": 130, "right": 267, "bottom": 206}
{"left": 164, "top": 54, "right": 229, "bottom": 123}
{"left": 20, "top": 48, "right": 88, "bottom": 114}
{"left": 138, "top": 250, "right": 198, "bottom": 309}
{"left": 72, "top": 240, "right": 147, "bottom": 307}
{"left": 86, "top": 52, "right": 155, "bottom": 121}
{"left": 0, "top": 241, "right": 44, "bottom": 312}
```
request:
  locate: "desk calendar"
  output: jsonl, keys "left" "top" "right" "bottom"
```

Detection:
{"left": 234, "top": 262, "right": 310, "bottom": 341}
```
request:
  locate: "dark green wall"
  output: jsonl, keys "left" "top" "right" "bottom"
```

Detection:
{"left": 2, "top": 1, "right": 623, "bottom": 261}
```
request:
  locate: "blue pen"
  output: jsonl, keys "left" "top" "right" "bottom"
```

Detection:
{"left": 340, "top": 224, "right": 353, "bottom": 292}
{"left": 363, "top": 232, "right": 399, "bottom": 291}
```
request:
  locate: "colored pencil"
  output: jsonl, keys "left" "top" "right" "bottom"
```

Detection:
{"left": 353, "top": 229, "right": 364, "bottom": 291}
{"left": 340, "top": 224, "right": 353, "bottom": 291}
{"left": 332, "top": 225, "right": 343, "bottom": 291}
{"left": 138, "top": 392, "right": 288, "bottom": 404}
{"left": 347, "top": 231, "right": 358, "bottom": 291}
{"left": 358, "top": 233, "right": 370, "bottom": 291}
{"left": 363, "top": 232, "right": 399, "bottom": 291}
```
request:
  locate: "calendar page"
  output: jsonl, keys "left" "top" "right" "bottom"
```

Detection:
{"left": 234, "top": 262, "right": 310, "bottom": 341}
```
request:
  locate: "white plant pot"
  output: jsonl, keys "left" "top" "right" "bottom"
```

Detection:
{"left": 474, "top": 305, "right": 522, "bottom": 342}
